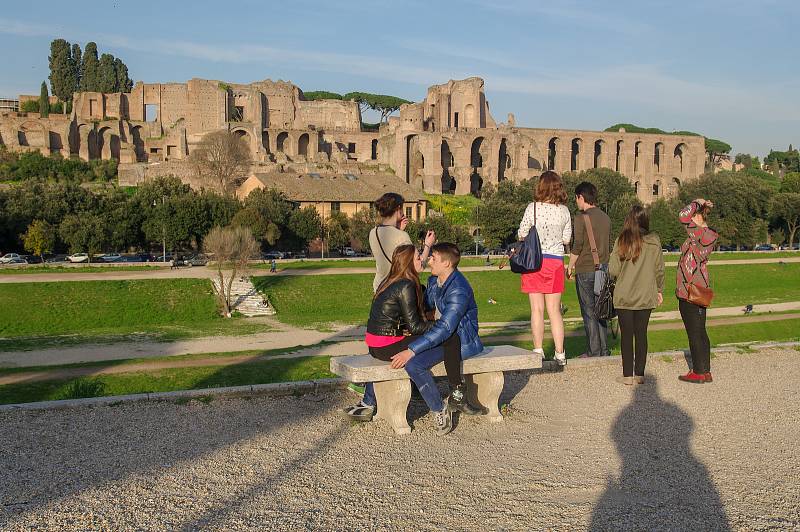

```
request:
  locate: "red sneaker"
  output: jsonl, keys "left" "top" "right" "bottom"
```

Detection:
{"left": 678, "top": 371, "right": 706, "bottom": 384}
{"left": 704, "top": 373, "right": 713, "bottom": 383}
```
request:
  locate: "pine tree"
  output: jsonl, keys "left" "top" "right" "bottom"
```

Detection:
{"left": 71, "top": 43, "right": 82, "bottom": 94}
{"left": 97, "top": 53, "right": 117, "bottom": 93}
{"left": 80, "top": 42, "right": 99, "bottom": 92}
{"left": 113, "top": 58, "right": 134, "bottom": 92}
{"left": 48, "top": 39, "right": 76, "bottom": 105}
{"left": 39, "top": 81, "right": 50, "bottom": 118}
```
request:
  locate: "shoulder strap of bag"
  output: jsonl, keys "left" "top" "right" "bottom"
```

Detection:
{"left": 374, "top": 226, "right": 392, "bottom": 263}
{"left": 582, "top": 212, "right": 600, "bottom": 269}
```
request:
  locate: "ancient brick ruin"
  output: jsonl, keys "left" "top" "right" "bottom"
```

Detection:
{"left": 0, "top": 76, "right": 706, "bottom": 203}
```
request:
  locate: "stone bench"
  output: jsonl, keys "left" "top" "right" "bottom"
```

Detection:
{"left": 330, "top": 345, "right": 542, "bottom": 435}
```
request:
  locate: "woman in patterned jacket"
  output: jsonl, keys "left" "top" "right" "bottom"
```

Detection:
{"left": 676, "top": 198, "right": 718, "bottom": 384}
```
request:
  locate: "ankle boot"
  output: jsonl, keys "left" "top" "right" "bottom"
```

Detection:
{"left": 448, "top": 385, "right": 483, "bottom": 415}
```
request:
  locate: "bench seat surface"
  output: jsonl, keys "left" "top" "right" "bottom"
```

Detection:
{"left": 330, "top": 345, "right": 542, "bottom": 382}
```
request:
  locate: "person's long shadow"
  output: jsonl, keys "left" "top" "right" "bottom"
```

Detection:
{"left": 590, "top": 377, "right": 730, "bottom": 531}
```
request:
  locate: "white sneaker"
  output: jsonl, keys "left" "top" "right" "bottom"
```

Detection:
{"left": 554, "top": 351, "right": 567, "bottom": 366}
{"left": 532, "top": 348, "right": 544, "bottom": 359}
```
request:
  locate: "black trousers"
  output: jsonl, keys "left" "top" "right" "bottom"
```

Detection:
{"left": 679, "top": 298, "right": 711, "bottom": 374}
{"left": 369, "top": 333, "right": 462, "bottom": 388}
{"left": 616, "top": 309, "right": 652, "bottom": 377}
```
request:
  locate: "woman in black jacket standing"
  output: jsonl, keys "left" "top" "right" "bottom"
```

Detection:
{"left": 344, "top": 245, "right": 479, "bottom": 432}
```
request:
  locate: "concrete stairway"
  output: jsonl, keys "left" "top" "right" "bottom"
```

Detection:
{"left": 211, "top": 276, "right": 276, "bottom": 316}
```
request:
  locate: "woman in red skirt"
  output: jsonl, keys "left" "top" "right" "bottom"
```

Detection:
{"left": 517, "top": 171, "right": 573, "bottom": 366}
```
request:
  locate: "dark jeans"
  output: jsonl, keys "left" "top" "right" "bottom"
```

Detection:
{"left": 617, "top": 308, "right": 652, "bottom": 377}
{"left": 679, "top": 298, "right": 711, "bottom": 374}
{"left": 362, "top": 334, "right": 461, "bottom": 411}
{"left": 575, "top": 271, "right": 609, "bottom": 357}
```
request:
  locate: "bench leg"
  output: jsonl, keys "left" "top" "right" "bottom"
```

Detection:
{"left": 465, "top": 371, "right": 504, "bottom": 423}
{"left": 373, "top": 380, "right": 411, "bottom": 435}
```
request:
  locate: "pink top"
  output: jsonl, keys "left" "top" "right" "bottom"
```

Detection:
{"left": 677, "top": 201, "right": 718, "bottom": 300}
{"left": 365, "top": 333, "right": 404, "bottom": 348}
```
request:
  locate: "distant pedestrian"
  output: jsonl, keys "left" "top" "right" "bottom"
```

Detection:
{"left": 517, "top": 171, "right": 572, "bottom": 366}
{"left": 270, "top": 259, "right": 277, "bottom": 273}
{"left": 676, "top": 199, "right": 718, "bottom": 384}
{"left": 609, "top": 206, "right": 665, "bottom": 385}
{"left": 567, "top": 181, "right": 612, "bottom": 358}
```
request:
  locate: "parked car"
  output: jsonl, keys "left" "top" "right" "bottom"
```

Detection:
{"left": 0, "top": 253, "right": 23, "bottom": 264}
{"left": 181, "top": 254, "right": 209, "bottom": 267}
{"left": 754, "top": 244, "right": 775, "bottom": 251}
{"left": 718, "top": 245, "right": 736, "bottom": 252}
{"left": 341, "top": 247, "right": 356, "bottom": 257}
{"left": 99, "top": 253, "right": 122, "bottom": 262}
{"left": 20, "top": 255, "right": 43, "bottom": 264}
{"left": 262, "top": 251, "right": 284, "bottom": 260}
{"left": 67, "top": 253, "right": 89, "bottom": 263}
{"left": 44, "top": 254, "right": 68, "bottom": 263}
{"left": 115, "top": 254, "right": 148, "bottom": 263}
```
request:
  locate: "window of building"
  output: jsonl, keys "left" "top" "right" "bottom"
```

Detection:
{"left": 331, "top": 202, "right": 341, "bottom": 213}
{"left": 231, "top": 106, "right": 244, "bottom": 122}
{"left": 348, "top": 142, "right": 356, "bottom": 153}
{"left": 167, "top": 145, "right": 177, "bottom": 156}
{"left": 405, "top": 206, "right": 412, "bottom": 219}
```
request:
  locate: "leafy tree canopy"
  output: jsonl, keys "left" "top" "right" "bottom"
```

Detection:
{"left": 302, "top": 91, "right": 343, "bottom": 101}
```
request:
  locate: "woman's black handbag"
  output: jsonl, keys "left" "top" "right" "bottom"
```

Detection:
{"left": 594, "top": 275, "right": 616, "bottom": 320}
{"left": 510, "top": 203, "right": 543, "bottom": 274}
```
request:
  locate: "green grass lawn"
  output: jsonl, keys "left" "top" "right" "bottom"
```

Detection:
{"left": 485, "top": 317, "right": 800, "bottom": 358}
{"left": 0, "top": 279, "right": 267, "bottom": 351}
{"left": 0, "top": 354, "right": 334, "bottom": 405}
{"left": 254, "top": 262, "right": 800, "bottom": 327}
{"left": 0, "top": 265, "right": 165, "bottom": 275}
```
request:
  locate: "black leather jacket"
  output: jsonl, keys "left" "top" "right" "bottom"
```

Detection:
{"left": 367, "top": 279, "right": 432, "bottom": 337}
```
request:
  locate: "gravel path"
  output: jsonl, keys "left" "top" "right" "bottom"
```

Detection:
{"left": 1, "top": 256, "right": 798, "bottom": 283}
{"left": 0, "top": 348, "right": 797, "bottom": 530}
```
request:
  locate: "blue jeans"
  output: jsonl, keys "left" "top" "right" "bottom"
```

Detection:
{"left": 362, "top": 344, "right": 445, "bottom": 412}
{"left": 575, "top": 270, "right": 610, "bottom": 357}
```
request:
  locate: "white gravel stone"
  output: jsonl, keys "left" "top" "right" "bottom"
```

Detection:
{"left": 0, "top": 349, "right": 798, "bottom": 530}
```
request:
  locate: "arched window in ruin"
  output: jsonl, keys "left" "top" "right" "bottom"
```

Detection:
{"left": 110, "top": 135, "right": 121, "bottom": 161}
{"left": 470, "top": 170, "right": 483, "bottom": 197}
{"left": 371, "top": 139, "right": 378, "bottom": 160}
{"left": 405, "top": 135, "right": 418, "bottom": 184}
{"left": 652, "top": 180, "right": 661, "bottom": 196}
{"left": 571, "top": 138, "right": 582, "bottom": 171}
{"left": 17, "top": 130, "right": 29, "bottom": 146}
{"left": 654, "top": 142, "right": 664, "bottom": 172}
{"left": 276, "top": 132, "right": 289, "bottom": 153}
{"left": 634, "top": 141, "right": 642, "bottom": 173}
{"left": 594, "top": 140, "right": 604, "bottom": 169}
{"left": 441, "top": 140, "right": 454, "bottom": 168}
{"left": 634, "top": 181, "right": 640, "bottom": 195}
{"left": 528, "top": 152, "right": 542, "bottom": 170}
{"left": 441, "top": 140, "right": 454, "bottom": 193}
{"left": 48, "top": 132, "right": 63, "bottom": 154}
{"left": 297, "top": 133, "right": 309, "bottom": 157}
{"left": 131, "top": 126, "right": 144, "bottom": 161}
{"left": 498, "top": 138, "right": 508, "bottom": 182}
{"left": 470, "top": 137, "right": 484, "bottom": 168}
{"left": 670, "top": 177, "right": 681, "bottom": 195}
{"left": 616, "top": 140, "right": 623, "bottom": 172}
{"left": 464, "top": 104, "right": 475, "bottom": 128}
{"left": 97, "top": 127, "right": 111, "bottom": 160}
{"left": 674, "top": 143, "right": 687, "bottom": 173}
{"left": 548, "top": 137, "right": 558, "bottom": 170}
{"left": 261, "top": 131, "right": 270, "bottom": 154}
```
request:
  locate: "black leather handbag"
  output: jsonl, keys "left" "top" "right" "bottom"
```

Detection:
{"left": 594, "top": 274, "right": 616, "bottom": 320}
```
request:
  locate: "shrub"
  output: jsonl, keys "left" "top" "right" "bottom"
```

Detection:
{"left": 21, "top": 100, "right": 40, "bottom": 113}
{"left": 59, "top": 378, "right": 107, "bottom": 400}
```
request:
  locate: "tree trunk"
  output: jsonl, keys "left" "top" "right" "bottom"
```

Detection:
{"left": 789, "top": 223, "right": 798, "bottom": 249}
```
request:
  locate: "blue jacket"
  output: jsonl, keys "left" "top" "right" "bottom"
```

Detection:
{"left": 408, "top": 269, "right": 484, "bottom": 359}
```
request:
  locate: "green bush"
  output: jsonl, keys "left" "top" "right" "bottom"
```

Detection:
{"left": 59, "top": 378, "right": 107, "bottom": 400}
{"left": 21, "top": 100, "right": 40, "bottom": 113}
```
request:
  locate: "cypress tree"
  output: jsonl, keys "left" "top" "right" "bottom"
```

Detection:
{"left": 48, "top": 39, "right": 76, "bottom": 105}
{"left": 97, "top": 53, "right": 117, "bottom": 93}
{"left": 39, "top": 81, "right": 50, "bottom": 118}
{"left": 114, "top": 58, "right": 134, "bottom": 92}
{"left": 80, "top": 42, "right": 100, "bottom": 92}
{"left": 71, "top": 43, "right": 82, "bottom": 94}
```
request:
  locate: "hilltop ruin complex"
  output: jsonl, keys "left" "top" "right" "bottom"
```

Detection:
{"left": 0, "top": 77, "right": 706, "bottom": 203}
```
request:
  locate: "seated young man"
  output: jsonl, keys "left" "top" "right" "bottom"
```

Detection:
{"left": 390, "top": 242, "right": 484, "bottom": 431}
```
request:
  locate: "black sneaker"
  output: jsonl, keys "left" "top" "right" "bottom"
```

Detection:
{"left": 343, "top": 401, "right": 375, "bottom": 422}
{"left": 433, "top": 405, "right": 453, "bottom": 435}
{"left": 448, "top": 385, "right": 483, "bottom": 415}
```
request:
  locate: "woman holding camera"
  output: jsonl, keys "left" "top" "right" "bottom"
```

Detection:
{"left": 676, "top": 199, "right": 718, "bottom": 384}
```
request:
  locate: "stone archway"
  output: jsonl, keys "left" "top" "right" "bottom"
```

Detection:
{"left": 261, "top": 131, "right": 270, "bottom": 154}
{"left": 276, "top": 131, "right": 289, "bottom": 153}
{"left": 594, "top": 140, "right": 605, "bottom": 169}
{"left": 131, "top": 126, "right": 145, "bottom": 162}
{"left": 297, "top": 133, "right": 309, "bottom": 157}
{"left": 548, "top": 137, "right": 558, "bottom": 170}
{"left": 571, "top": 138, "right": 582, "bottom": 171}
{"left": 674, "top": 143, "right": 687, "bottom": 173}
{"left": 654, "top": 142, "right": 664, "bottom": 173}
{"left": 498, "top": 138, "right": 509, "bottom": 182}
{"left": 441, "top": 139, "right": 454, "bottom": 193}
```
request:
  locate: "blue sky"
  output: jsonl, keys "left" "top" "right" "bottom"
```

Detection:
{"left": 1, "top": 0, "right": 797, "bottom": 157}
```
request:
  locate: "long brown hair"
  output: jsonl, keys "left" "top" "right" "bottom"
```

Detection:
{"left": 535, "top": 171, "right": 568, "bottom": 204}
{"left": 617, "top": 205, "right": 650, "bottom": 262}
{"left": 374, "top": 244, "right": 425, "bottom": 317}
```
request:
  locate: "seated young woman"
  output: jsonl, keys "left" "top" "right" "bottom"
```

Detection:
{"left": 344, "top": 244, "right": 480, "bottom": 433}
